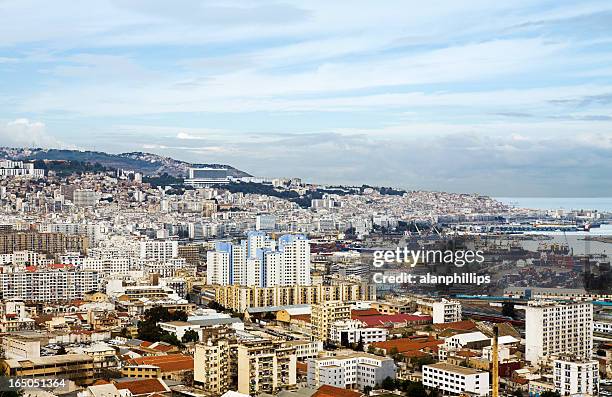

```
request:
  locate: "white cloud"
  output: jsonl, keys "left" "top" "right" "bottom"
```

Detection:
{"left": 0, "top": 118, "right": 69, "bottom": 148}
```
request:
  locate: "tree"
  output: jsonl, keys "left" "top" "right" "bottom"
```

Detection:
{"left": 414, "top": 356, "right": 435, "bottom": 370}
{"left": 55, "top": 346, "right": 67, "bottom": 355}
{"left": 182, "top": 330, "right": 200, "bottom": 343}
{"left": 367, "top": 345, "right": 377, "bottom": 354}
{"left": 512, "top": 389, "right": 524, "bottom": 397}
{"left": 119, "top": 327, "right": 131, "bottom": 338}
{"left": 160, "top": 333, "right": 183, "bottom": 347}
{"left": 502, "top": 302, "right": 516, "bottom": 318}
{"left": 99, "top": 368, "right": 123, "bottom": 380}
{"left": 381, "top": 376, "right": 396, "bottom": 391}
{"left": 355, "top": 337, "right": 365, "bottom": 352}
{"left": 406, "top": 382, "right": 427, "bottom": 397}
{"left": 388, "top": 347, "right": 399, "bottom": 356}
{"left": 363, "top": 386, "right": 372, "bottom": 395}
{"left": 540, "top": 391, "right": 560, "bottom": 397}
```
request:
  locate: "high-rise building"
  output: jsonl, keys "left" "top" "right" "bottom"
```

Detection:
{"left": 525, "top": 301, "right": 593, "bottom": 364}
{"left": 139, "top": 240, "right": 178, "bottom": 261}
{"left": 0, "top": 160, "right": 44, "bottom": 178}
{"left": 554, "top": 356, "right": 599, "bottom": 396}
{"left": 311, "top": 301, "right": 351, "bottom": 341}
{"left": 206, "top": 232, "right": 310, "bottom": 288}
{"left": 256, "top": 214, "right": 276, "bottom": 231}
{"left": 194, "top": 328, "right": 237, "bottom": 395}
{"left": 237, "top": 339, "right": 297, "bottom": 395}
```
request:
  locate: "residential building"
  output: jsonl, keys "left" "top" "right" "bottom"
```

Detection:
{"left": 422, "top": 362, "right": 489, "bottom": 396}
{"left": 237, "top": 339, "right": 297, "bottom": 395}
{"left": 307, "top": 352, "right": 396, "bottom": 390}
{"left": 1, "top": 354, "right": 95, "bottom": 385}
{"left": 329, "top": 319, "right": 388, "bottom": 346}
{"left": 553, "top": 357, "right": 599, "bottom": 396}
{"left": 525, "top": 301, "right": 593, "bottom": 364}
{"left": 312, "top": 301, "right": 351, "bottom": 341}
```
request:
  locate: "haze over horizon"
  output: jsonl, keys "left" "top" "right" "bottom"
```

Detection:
{"left": 1, "top": 1, "right": 611, "bottom": 196}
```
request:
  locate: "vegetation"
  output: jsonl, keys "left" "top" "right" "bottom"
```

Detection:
{"left": 137, "top": 306, "right": 188, "bottom": 346}
{"left": 540, "top": 391, "right": 560, "bottom": 397}
{"left": 376, "top": 379, "right": 428, "bottom": 397}
{"left": 143, "top": 172, "right": 184, "bottom": 187}
{"left": 34, "top": 160, "right": 112, "bottom": 176}
{"left": 182, "top": 330, "right": 200, "bottom": 343}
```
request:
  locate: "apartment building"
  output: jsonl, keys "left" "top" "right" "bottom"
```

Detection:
{"left": 206, "top": 232, "right": 310, "bottom": 287}
{"left": 1, "top": 354, "right": 95, "bottom": 385}
{"left": 237, "top": 340, "right": 297, "bottom": 395}
{"left": 330, "top": 319, "right": 388, "bottom": 346}
{"left": 525, "top": 301, "right": 593, "bottom": 364}
{"left": 307, "top": 352, "right": 396, "bottom": 390}
{"left": 212, "top": 282, "right": 376, "bottom": 312}
{"left": 0, "top": 231, "right": 89, "bottom": 255}
{"left": 312, "top": 301, "right": 351, "bottom": 341}
{"left": 0, "top": 269, "right": 100, "bottom": 302}
{"left": 72, "top": 189, "right": 99, "bottom": 207}
{"left": 193, "top": 328, "right": 237, "bottom": 395}
{"left": 0, "top": 160, "right": 44, "bottom": 178}
{"left": 422, "top": 362, "right": 489, "bottom": 396}
{"left": 554, "top": 357, "right": 599, "bottom": 396}
{"left": 139, "top": 240, "right": 179, "bottom": 261}
{"left": 417, "top": 298, "right": 462, "bottom": 324}
{"left": 1, "top": 335, "right": 41, "bottom": 359}
{"left": 39, "top": 223, "right": 103, "bottom": 245}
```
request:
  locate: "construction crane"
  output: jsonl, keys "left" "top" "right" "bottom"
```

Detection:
{"left": 492, "top": 325, "right": 499, "bottom": 397}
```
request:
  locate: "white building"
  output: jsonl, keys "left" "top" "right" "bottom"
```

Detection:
{"left": 139, "top": 240, "right": 179, "bottom": 261}
{"left": 525, "top": 301, "right": 593, "bottom": 364}
{"left": 73, "top": 189, "right": 99, "bottom": 207}
{"left": 554, "top": 357, "right": 599, "bottom": 396}
{"left": 432, "top": 299, "right": 462, "bottom": 324}
{"left": 185, "top": 167, "right": 230, "bottom": 187}
{"left": 329, "top": 319, "right": 388, "bottom": 346}
{"left": 256, "top": 214, "right": 276, "bottom": 231}
{"left": 0, "top": 269, "right": 100, "bottom": 302}
{"left": 206, "top": 232, "right": 310, "bottom": 287}
{"left": 0, "top": 160, "right": 44, "bottom": 178}
{"left": 422, "top": 363, "right": 489, "bottom": 396}
{"left": 307, "top": 352, "right": 396, "bottom": 390}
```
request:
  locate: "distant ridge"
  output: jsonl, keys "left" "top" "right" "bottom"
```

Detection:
{"left": 0, "top": 147, "right": 251, "bottom": 178}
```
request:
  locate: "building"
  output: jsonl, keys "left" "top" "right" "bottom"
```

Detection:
{"left": 139, "top": 240, "right": 179, "bottom": 261}
{"left": 0, "top": 231, "right": 89, "bottom": 255}
{"left": 0, "top": 160, "right": 44, "bottom": 178}
{"left": 73, "top": 189, "right": 99, "bottom": 207}
{"left": 185, "top": 167, "right": 231, "bottom": 187}
{"left": 122, "top": 355, "right": 194, "bottom": 381}
{"left": 1, "top": 354, "right": 95, "bottom": 385}
{"left": 194, "top": 328, "right": 237, "bottom": 395}
{"left": 553, "top": 357, "right": 599, "bottom": 396}
{"left": 525, "top": 301, "right": 593, "bottom": 364}
{"left": 329, "top": 319, "right": 388, "bottom": 346}
{"left": 256, "top": 215, "right": 277, "bottom": 231}
{"left": 307, "top": 352, "right": 396, "bottom": 390}
{"left": 432, "top": 299, "right": 462, "bottom": 324}
{"left": 206, "top": 232, "right": 311, "bottom": 288}
{"left": 1, "top": 335, "right": 41, "bottom": 359}
{"left": 0, "top": 269, "right": 100, "bottom": 302}
{"left": 312, "top": 301, "right": 351, "bottom": 341}
{"left": 422, "top": 363, "right": 489, "bottom": 396}
{"left": 237, "top": 339, "right": 297, "bottom": 395}
{"left": 211, "top": 282, "right": 376, "bottom": 312}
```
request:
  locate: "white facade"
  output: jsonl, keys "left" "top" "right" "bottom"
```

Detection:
{"left": 0, "top": 160, "right": 44, "bottom": 178}
{"left": 206, "top": 232, "right": 311, "bottom": 287}
{"left": 73, "top": 189, "right": 99, "bottom": 207}
{"left": 0, "top": 270, "right": 100, "bottom": 302}
{"left": 307, "top": 353, "right": 396, "bottom": 390}
{"left": 422, "top": 363, "right": 489, "bottom": 396}
{"left": 139, "top": 240, "right": 179, "bottom": 261}
{"left": 330, "top": 319, "right": 388, "bottom": 346}
{"left": 553, "top": 358, "right": 599, "bottom": 396}
{"left": 256, "top": 214, "right": 276, "bottom": 231}
{"left": 525, "top": 301, "right": 593, "bottom": 364}
{"left": 432, "top": 299, "right": 462, "bottom": 324}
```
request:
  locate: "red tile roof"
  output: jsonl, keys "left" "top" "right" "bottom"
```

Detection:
{"left": 351, "top": 309, "right": 381, "bottom": 318}
{"left": 115, "top": 379, "right": 168, "bottom": 395}
{"left": 433, "top": 320, "right": 477, "bottom": 332}
{"left": 371, "top": 335, "right": 442, "bottom": 353}
{"left": 314, "top": 385, "right": 363, "bottom": 397}
{"left": 127, "top": 355, "right": 193, "bottom": 373}
{"left": 354, "top": 314, "right": 432, "bottom": 327}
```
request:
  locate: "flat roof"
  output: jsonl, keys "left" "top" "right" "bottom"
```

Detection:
{"left": 5, "top": 353, "right": 93, "bottom": 368}
{"left": 424, "top": 362, "right": 484, "bottom": 375}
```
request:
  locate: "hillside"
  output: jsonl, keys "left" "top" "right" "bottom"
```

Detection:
{"left": 0, "top": 147, "right": 251, "bottom": 177}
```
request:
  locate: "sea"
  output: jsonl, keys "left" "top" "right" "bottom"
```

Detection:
{"left": 496, "top": 197, "right": 612, "bottom": 213}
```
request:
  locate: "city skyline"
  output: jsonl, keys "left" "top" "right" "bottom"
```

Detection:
{"left": 1, "top": 1, "right": 612, "bottom": 195}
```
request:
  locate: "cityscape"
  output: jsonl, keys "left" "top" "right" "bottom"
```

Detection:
{"left": 0, "top": 154, "right": 609, "bottom": 397}
{"left": 1, "top": 1, "right": 612, "bottom": 397}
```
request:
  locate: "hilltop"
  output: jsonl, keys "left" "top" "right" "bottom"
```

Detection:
{"left": 0, "top": 147, "right": 251, "bottom": 178}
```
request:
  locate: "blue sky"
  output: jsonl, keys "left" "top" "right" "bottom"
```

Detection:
{"left": 1, "top": 0, "right": 611, "bottom": 196}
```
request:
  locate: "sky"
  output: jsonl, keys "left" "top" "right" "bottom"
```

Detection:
{"left": 0, "top": 0, "right": 611, "bottom": 196}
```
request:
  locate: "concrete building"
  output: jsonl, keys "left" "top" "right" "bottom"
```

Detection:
{"left": 329, "top": 319, "right": 388, "bottom": 346}
{"left": 432, "top": 299, "right": 462, "bottom": 324}
{"left": 256, "top": 214, "right": 277, "bottom": 231}
{"left": 525, "top": 301, "right": 593, "bottom": 364}
{"left": 139, "top": 240, "right": 179, "bottom": 261}
{"left": 0, "top": 269, "right": 100, "bottom": 302}
{"left": 73, "top": 189, "right": 99, "bottom": 207}
{"left": 307, "top": 352, "right": 396, "bottom": 390}
{"left": 185, "top": 167, "right": 230, "bottom": 187}
{"left": 1, "top": 354, "right": 95, "bottom": 385}
{"left": 553, "top": 357, "right": 599, "bottom": 397}
{"left": 422, "top": 363, "right": 489, "bottom": 396}
{"left": 1, "top": 335, "right": 41, "bottom": 359}
{"left": 237, "top": 339, "right": 297, "bottom": 395}
{"left": 206, "top": 232, "right": 310, "bottom": 288}
{"left": 194, "top": 328, "right": 237, "bottom": 395}
{"left": 0, "top": 160, "right": 44, "bottom": 178}
{"left": 312, "top": 301, "right": 351, "bottom": 341}
{"left": 212, "top": 282, "right": 376, "bottom": 312}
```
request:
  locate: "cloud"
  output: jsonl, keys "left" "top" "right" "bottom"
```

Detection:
{"left": 0, "top": 118, "right": 69, "bottom": 148}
